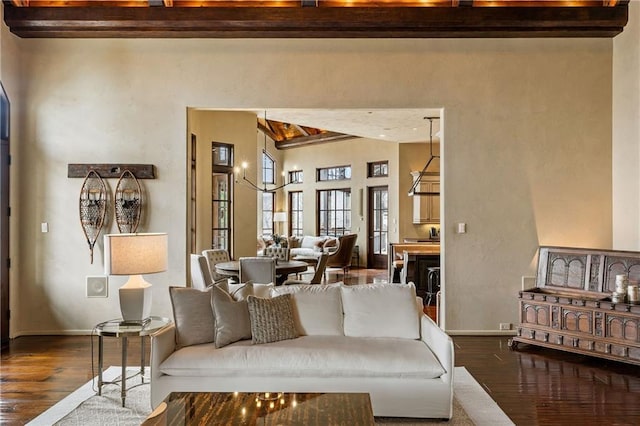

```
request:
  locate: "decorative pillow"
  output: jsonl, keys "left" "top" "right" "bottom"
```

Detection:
{"left": 340, "top": 283, "right": 420, "bottom": 339}
{"left": 271, "top": 284, "right": 343, "bottom": 336}
{"left": 247, "top": 294, "right": 299, "bottom": 344}
{"left": 210, "top": 285, "right": 252, "bottom": 348}
{"left": 169, "top": 286, "right": 215, "bottom": 349}
{"left": 287, "top": 236, "right": 301, "bottom": 249}
{"left": 323, "top": 238, "right": 338, "bottom": 250}
{"left": 313, "top": 239, "right": 326, "bottom": 251}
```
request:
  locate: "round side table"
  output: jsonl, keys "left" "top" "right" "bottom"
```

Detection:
{"left": 94, "top": 316, "right": 171, "bottom": 407}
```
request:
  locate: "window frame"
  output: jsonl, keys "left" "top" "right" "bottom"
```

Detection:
{"left": 316, "top": 188, "right": 351, "bottom": 237}
{"left": 289, "top": 191, "right": 304, "bottom": 237}
{"left": 316, "top": 165, "right": 351, "bottom": 182}
{"left": 262, "top": 150, "right": 276, "bottom": 185}
{"left": 262, "top": 191, "right": 275, "bottom": 236}
{"left": 367, "top": 160, "right": 389, "bottom": 178}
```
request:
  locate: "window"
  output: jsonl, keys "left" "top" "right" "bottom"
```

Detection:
{"left": 288, "top": 170, "right": 303, "bottom": 184}
{"left": 317, "top": 189, "right": 351, "bottom": 236}
{"left": 262, "top": 150, "right": 275, "bottom": 185}
{"left": 317, "top": 166, "right": 351, "bottom": 182}
{"left": 368, "top": 161, "right": 388, "bottom": 178}
{"left": 262, "top": 192, "right": 275, "bottom": 236}
{"left": 289, "top": 191, "right": 303, "bottom": 237}
{"left": 211, "top": 142, "right": 233, "bottom": 252}
{"left": 213, "top": 143, "right": 233, "bottom": 167}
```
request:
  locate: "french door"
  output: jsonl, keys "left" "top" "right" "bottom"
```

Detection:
{"left": 367, "top": 186, "right": 388, "bottom": 269}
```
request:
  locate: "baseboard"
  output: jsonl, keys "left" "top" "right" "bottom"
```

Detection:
{"left": 447, "top": 330, "right": 517, "bottom": 336}
{"left": 13, "top": 329, "right": 95, "bottom": 337}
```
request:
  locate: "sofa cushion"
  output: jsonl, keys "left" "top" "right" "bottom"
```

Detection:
{"left": 219, "top": 280, "right": 274, "bottom": 299}
{"left": 247, "top": 294, "right": 299, "bottom": 344}
{"left": 300, "top": 236, "right": 326, "bottom": 250}
{"left": 211, "top": 285, "right": 252, "bottom": 348}
{"left": 159, "top": 335, "right": 445, "bottom": 380}
{"left": 271, "top": 284, "right": 343, "bottom": 336}
{"left": 341, "top": 283, "right": 420, "bottom": 339}
{"left": 169, "top": 286, "right": 215, "bottom": 349}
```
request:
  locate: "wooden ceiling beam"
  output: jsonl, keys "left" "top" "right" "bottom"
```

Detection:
{"left": 3, "top": 5, "right": 629, "bottom": 38}
{"left": 276, "top": 132, "right": 357, "bottom": 149}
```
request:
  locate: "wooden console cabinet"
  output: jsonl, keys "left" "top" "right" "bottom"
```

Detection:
{"left": 509, "top": 246, "right": 640, "bottom": 366}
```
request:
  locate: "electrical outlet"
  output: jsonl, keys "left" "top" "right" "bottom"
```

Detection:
{"left": 499, "top": 323, "right": 512, "bottom": 331}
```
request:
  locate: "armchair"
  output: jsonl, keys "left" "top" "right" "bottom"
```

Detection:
{"left": 325, "top": 234, "right": 358, "bottom": 278}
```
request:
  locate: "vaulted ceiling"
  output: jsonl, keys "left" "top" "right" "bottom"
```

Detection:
{"left": 2, "top": 1, "right": 629, "bottom": 39}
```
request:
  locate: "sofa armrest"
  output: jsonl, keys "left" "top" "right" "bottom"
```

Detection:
{"left": 420, "top": 314, "right": 454, "bottom": 386}
{"left": 150, "top": 323, "right": 176, "bottom": 382}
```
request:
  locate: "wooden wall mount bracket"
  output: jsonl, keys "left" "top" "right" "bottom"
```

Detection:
{"left": 68, "top": 164, "right": 155, "bottom": 179}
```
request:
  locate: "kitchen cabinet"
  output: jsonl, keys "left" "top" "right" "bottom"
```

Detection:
{"left": 411, "top": 172, "right": 440, "bottom": 224}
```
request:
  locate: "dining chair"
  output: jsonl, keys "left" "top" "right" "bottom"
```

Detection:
{"left": 239, "top": 257, "right": 276, "bottom": 284}
{"left": 202, "top": 248, "right": 231, "bottom": 281}
{"left": 283, "top": 253, "right": 329, "bottom": 285}
{"left": 190, "top": 254, "right": 214, "bottom": 290}
{"left": 263, "top": 246, "right": 290, "bottom": 261}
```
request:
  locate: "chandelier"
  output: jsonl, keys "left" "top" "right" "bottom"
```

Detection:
{"left": 408, "top": 116, "right": 440, "bottom": 196}
{"left": 235, "top": 111, "right": 294, "bottom": 193}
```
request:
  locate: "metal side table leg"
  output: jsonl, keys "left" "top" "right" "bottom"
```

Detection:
{"left": 98, "top": 335, "right": 104, "bottom": 396}
{"left": 121, "top": 336, "right": 128, "bottom": 407}
{"left": 140, "top": 336, "right": 145, "bottom": 383}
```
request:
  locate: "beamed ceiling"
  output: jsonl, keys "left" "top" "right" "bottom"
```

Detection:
{"left": 2, "top": 1, "right": 629, "bottom": 39}
{"left": 2, "top": 1, "right": 630, "bottom": 147}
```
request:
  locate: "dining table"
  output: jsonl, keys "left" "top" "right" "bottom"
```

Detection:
{"left": 215, "top": 259, "right": 309, "bottom": 285}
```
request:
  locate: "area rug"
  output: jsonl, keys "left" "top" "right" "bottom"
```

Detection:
{"left": 27, "top": 366, "right": 513, "bottom": 425}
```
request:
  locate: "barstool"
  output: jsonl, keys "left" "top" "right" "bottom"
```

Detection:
{"left": 426, "top": 267, "right": 441, "bottom": 306}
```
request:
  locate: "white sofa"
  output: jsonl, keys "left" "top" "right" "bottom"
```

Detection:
{"left": 151, "top": 283, "right": 454, "bottom": 419}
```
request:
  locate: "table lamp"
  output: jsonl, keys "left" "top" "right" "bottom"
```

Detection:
{"left": 273, "top": 212, "right": 287, "bottom": 236}
{"left": 104, "top": 233, "right": 168, "bottom": 324}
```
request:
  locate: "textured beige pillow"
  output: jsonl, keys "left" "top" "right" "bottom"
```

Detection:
{"left": 211, "top": 285, "right": 252, "bottom": 348}
{"left": 247, "top": 294, "right": 299, "bottom": 344}
{"left": 169, "top": 286, "right": 215, "bottom": 349}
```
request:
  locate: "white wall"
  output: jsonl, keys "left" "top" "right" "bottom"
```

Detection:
{"left": 613, "top": 1, "right": 640, "bottom": 250}
{"left": 5, "top": 35, "right": 616, "bottom": 335}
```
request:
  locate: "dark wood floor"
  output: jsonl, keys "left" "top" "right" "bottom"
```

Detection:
{"left": 2, "top": 269, "right": 640, "bottom": 425}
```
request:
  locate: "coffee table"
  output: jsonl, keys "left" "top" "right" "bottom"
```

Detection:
{"left": 146, "top": 391, "right": 374, "bottom": 425}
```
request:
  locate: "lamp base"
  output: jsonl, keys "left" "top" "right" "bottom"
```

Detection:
{"left": 119, "top": 280, "right": 152, "bottom": 322}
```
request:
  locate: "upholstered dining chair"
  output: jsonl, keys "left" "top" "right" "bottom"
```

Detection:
{"left": 283, "top": 253, "right": 329, "bottom": 285}
{"left": 263, "top": 246, "right": 290, "bottom": 261}
{"left": 202, "top": 248, "right": 231, "bottom": 282}
{"left": 239, "top": 257, "right": 276, "bottom": 284}
{"left": 190, "top": 254, "right": 214, "bottom": 290}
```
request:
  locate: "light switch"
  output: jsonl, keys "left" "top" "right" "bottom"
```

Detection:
{"left": 41, "top": 222, "right": 49, "bottom": 233}
{"left": 457, "top": 223, "right": 466, "bottom": 234}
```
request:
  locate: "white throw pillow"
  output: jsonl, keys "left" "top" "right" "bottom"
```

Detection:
{"left": 271, "top": 284, "right": 343, "bottom": 336}
{"left": 340, "top": 283, "right": 420, "bottom": 339}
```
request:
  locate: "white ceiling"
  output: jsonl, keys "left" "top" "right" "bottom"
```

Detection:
{"left": 206, "top": 108, "right": 442, "bottom": 143}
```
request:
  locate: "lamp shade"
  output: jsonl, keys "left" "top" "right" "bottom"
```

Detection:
{"left": 104, "top": 233, "right": 168, "bottom": 276}
{"left": 104, "top": 233, "right": 168, "bottom": 323}
{"left": 273, "top": 212, "right": 287, "bottom": 223}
